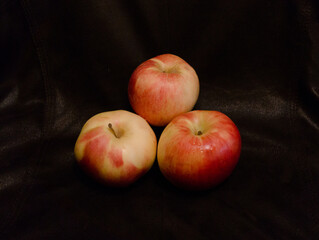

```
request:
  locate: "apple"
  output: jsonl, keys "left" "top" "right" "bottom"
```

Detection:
{"left": 128, "top": 53, "right": 200, "bottom": 126}
{"left": 74, "top": 110, "right": 157, "bottom": 187}
{"left": 157, "top": 110, "right": 241, "bottom": 190}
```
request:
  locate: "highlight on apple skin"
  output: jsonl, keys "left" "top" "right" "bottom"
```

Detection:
{"left": 74, "top": 110, "right": 157, "bottom": 187}
{"left": 128, "top": 53, "right": 200, "bottom": 127}
{"left": 157, "top": 110, "right": 241, "bottom": 191}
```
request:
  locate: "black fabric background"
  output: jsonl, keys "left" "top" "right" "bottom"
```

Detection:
{"left": 1, "top": 0, "right": 319, "bottom": 239}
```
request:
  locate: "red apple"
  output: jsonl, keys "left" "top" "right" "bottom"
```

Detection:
{"left": 74, "top": 110, "right": 157, "bottom": 187}
{"left": 128, "top": 53, "right": 200, "bottom": 126}
{"left": 157, "top": 110, "right": 241, "bottom": 190}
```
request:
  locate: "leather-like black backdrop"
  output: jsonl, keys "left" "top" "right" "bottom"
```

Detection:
{"left": 1, "top": 0, "right": 319, "bottom": 239}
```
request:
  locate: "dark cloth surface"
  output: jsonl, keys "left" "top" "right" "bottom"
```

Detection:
{"left": 1, "top": 0, "right": 319, "bottom": 239}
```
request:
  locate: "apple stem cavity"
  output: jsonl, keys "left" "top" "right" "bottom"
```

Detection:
{"left": 108, "top": 123, "right": 118, "bottom": 138}
{"left": 197, "top": 130, "right": 203, "bottom": 136}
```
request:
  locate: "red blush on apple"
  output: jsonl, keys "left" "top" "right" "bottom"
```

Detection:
{"left": 80, "top": 126, "right": 104, "bottom": 143}
{"left": 108, "top": 148, "right": 123, "bottom": 168}
{"left": 81, "top": 135, "right": 109, "bottom": 178}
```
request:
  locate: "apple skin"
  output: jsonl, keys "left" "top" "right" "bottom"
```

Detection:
{"left": 128, "top": 53, "right": 200, "bottom": 126}
{"left": 157, "top": 110, "right": 241, "bottom": 190}
{"left": 74, "top": 110, "right": 157, "bottom": 187}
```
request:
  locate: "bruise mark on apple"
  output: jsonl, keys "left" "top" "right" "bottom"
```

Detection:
{"left": 108, "top": 148, "right": 124, "bottom": 168}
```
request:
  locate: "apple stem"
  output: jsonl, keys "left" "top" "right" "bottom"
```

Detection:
{"left": 108, "top": 123, "right": 118, "bottom": 138}
{"left": 197, "top": 130, "right": 202, "bottom": 136}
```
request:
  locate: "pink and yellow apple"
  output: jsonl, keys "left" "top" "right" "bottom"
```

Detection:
{"left": 157, "top": 110, "right": 241, "bottom": 190}
{"left": 128, "top": 53, "right": 200, "bottom": 126}
{"left": 74, "top": 110, "right": 157, "bottom": 187}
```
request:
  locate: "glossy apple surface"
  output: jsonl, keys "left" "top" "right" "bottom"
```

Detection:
{"left": 128, "top": 53, "right": 200, "bottom": 126}
{"left": 74, "top": 110, "right": 157, "bottom": 187}
{"left": 157, "top": 110, "right": 241, "bottom": 190}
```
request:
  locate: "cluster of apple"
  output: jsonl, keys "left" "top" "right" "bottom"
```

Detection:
{"left": 74, "top": 54, "right": 241, "bottom": 190}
